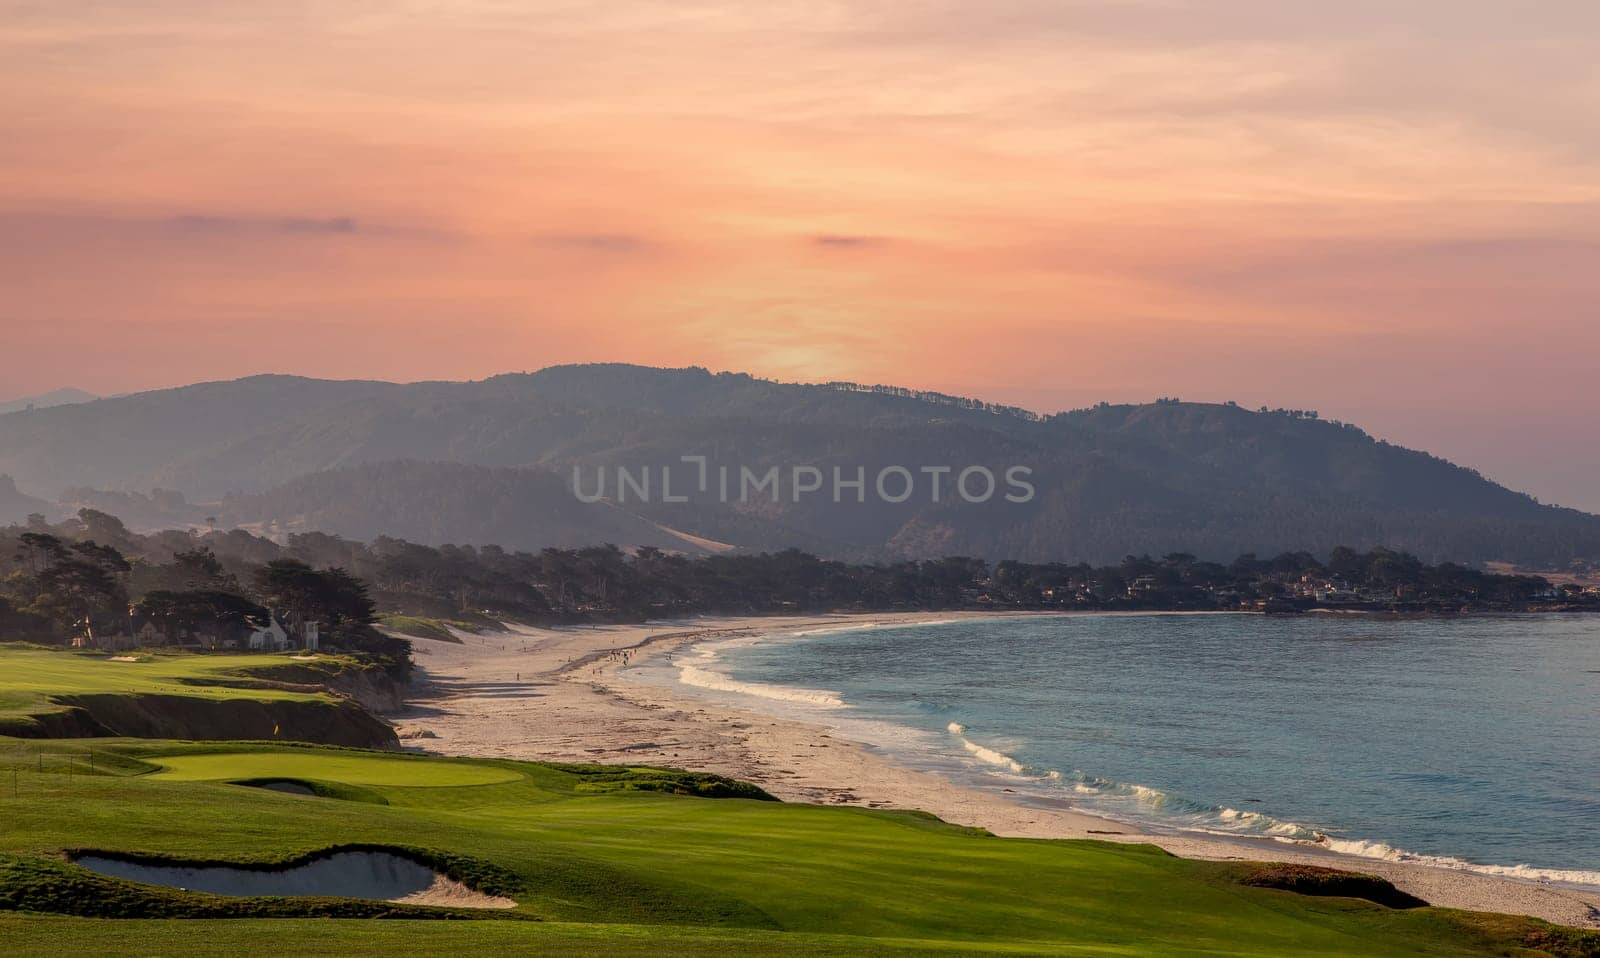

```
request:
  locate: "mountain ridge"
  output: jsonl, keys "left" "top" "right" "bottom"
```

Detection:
{"left": 0, "top": 386, "right": 98, "bottom": 417}
{"left": 1, "top": 364, "right": 1594, "bottom": 565}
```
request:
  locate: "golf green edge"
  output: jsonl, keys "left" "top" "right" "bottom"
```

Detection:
{"left": 1, "top": 739, "right": 1595, "bottom": 957}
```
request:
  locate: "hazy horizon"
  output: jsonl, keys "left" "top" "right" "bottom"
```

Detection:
{"left": 3, "top": 3, "right": 1597, "bottom": 511}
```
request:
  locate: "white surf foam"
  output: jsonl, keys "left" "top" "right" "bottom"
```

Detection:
{"left": 942, "top": 720, "right": 1600, "bottom": 889}
{"left": 675, "top": 615, "right": 1600, "bottom": 894}
{"left": 669, "top": 617, "right": 969, "bottom": 711}
{"left": 674, "top": 639, "right": 845, "bottom": 708}
{"left": 677, "top": 664, "right": 845, "bottom": 708}
{"left": 789, "top": 618, "right": 965, "bottom": 638}
{"left": 946, "top": 723, "right": 1028, "bottom": 774}
{"left": 1310, "top": 836, "right": 1600, "bottom": 887}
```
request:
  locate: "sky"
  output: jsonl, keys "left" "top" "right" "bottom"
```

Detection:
{"left": 2, "top": 1, "right": 1597, "bottom": 511}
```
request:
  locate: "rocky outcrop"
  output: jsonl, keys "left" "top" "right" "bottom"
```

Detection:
{"left": 248, "top": 662, "right": 407, "bottom": 715}
{"left": 0, "top": 706, "right": 111, "bottom": 739}
{"left": 323, "top": 669, "right": 405, "bottom": 715}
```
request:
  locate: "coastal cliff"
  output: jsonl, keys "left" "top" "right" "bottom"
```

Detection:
{"left": 2, "top": 693, "right": 399, "bottom": 750}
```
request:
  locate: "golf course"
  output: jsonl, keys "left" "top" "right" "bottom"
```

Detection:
{"left": 0, "top": 647, "right": 398, "bottom": 748}
{"left": 0, "top": 737, "right": 1597, "bottom": 957}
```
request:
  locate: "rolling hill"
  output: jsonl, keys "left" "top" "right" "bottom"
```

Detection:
{"left": 0, "top": 387, "right": 96, "bottom": 417}
{"left": 0, "top": 365, "right": 1596, "bottom": 565}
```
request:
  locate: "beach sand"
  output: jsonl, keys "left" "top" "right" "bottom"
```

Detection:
{"left": 396, "top": 613, "right": 1600, "bottom": 929}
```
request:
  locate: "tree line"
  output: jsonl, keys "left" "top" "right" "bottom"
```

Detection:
{"left": 2, "top": 509, "right": 1588, "bottom": 674}
{"left": 0, "top": 511, "right": 409, "bottom": 676}
{"left": 236, "top": 535, "right": 1585, "bottom": 619}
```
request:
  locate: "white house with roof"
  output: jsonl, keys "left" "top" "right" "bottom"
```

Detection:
{"left": 247, "top": 614, "right": 291, "bottom": 652}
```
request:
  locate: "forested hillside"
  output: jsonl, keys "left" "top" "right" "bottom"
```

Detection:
{"left": 1, "top": 366, "right": 1596, "bottom": 565}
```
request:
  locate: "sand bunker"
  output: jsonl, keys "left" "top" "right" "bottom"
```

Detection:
{"left": 74, "top": 850, "right": 516, "bottom": 909}
{"left": 249, "top": 780, "right": 317, "bottom": 796}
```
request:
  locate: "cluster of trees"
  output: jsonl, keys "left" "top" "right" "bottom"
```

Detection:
{"left": 1257, "top": 406, "right": 1321, "bottom": 420}
{"left": 258, "top": 532, "right": 1580, "bottom": 622}
{"left": 3, "top": 510, "right": 1588, "bottom": 671}
{"left": 823, "top": 380, "right": 1043, "bottom": 421}
{"left": 10, "top": 531, "right": 131, "bottom": 640}
{"left": 0, "top": 510, "right": 409, "bottom": 676}
{"left": 990, "top": 548, "right": 1562, "bottom": 610}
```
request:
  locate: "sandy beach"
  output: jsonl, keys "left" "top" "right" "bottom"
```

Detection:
{"left": 396, "top": 612, "right": 1600, "bottom": 929}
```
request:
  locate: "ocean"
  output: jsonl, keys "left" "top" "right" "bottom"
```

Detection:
{"left": 647, "top": 613, "right": 1600, "bottom": 886}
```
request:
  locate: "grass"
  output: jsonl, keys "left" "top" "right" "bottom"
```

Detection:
{"left": 377, "top": 615, "right": 484, "bottom": 643}
{"left": 555, "top": 761, "right": 777, "bottom": 800}
{"left": 0, "top": 918, "right": 1170, "bottom": 957}
{"left": 0, "top": 645, "right": 396, "bottom": 747}
{"left": 0, "top": 646, "right": 332, "bottom": 723}
{"left": 147, "top": 751, "right": 523, "bottom": 786}
{"left": 0, "top": 853, "right": 523, "bottom": 921}
{"left": 0, "top": 740, "right": 1595, "bottom": 956}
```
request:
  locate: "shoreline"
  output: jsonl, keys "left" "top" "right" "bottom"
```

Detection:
{"left": 396, "top": 611, "right": 1600, "bottom": 929}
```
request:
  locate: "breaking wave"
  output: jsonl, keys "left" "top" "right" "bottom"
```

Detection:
{"left": 675, "top": 639, "right": 845, "bottom": 708}
{"left": 946, "top": 722, "right": 1026, "bottom": 773}
{"left": 941, "top": 721, "right": 1600, "bottom": 888}
{"left": 1311, "top": 837, "right": 1600, "bottom": 887}
{"left": 791, "top": 618, "right": 964, "bottom": 638}
{"left": 669, "top": 615, "right": 1600, "bottom": 892}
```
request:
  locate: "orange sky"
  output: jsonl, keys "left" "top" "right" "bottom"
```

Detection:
{"left": 2, "top": 2, "right": 1597, "bottom": 511}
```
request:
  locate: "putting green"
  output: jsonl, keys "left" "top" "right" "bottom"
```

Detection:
{"left": 148, "top": 752, "right": 523, "bottom": 787}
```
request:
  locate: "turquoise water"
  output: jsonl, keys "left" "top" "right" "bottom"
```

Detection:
{"left": 700, "top": 613, "right": 1600, "bottom": 884}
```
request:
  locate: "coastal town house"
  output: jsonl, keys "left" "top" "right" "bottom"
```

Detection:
{"left": 246, "top": 613, "right": 320, "bottom": 652}
{"left": 134, "top": 620, "right": 169, "bottom": 646}
{"left": 72, "top": 614, "right": 171, "bottom": 651}
{"left": 72, "top": 608, "right": 322, "bottom": 654}
{"left": 247, "top": 615, "right": 291, "bottom": 652}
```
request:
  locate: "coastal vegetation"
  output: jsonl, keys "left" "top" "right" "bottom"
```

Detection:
{"left": 0, "top": 740, "right": 1595, "bottom": 956}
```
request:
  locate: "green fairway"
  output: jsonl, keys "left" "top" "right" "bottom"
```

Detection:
{"left": 0, "top": 740, "right": 1593, "bottom": 956}
{"left": 0, "top": 646, "right": 398, "bottom": 747}
{"left": 0, "top": 647, "right": 328, "bottom": 720}
{"left": 148, "top": 751, "right": 522, "bottom": 786}
{"left": 0, "top": 917, "right": 1194, "bottom": 957}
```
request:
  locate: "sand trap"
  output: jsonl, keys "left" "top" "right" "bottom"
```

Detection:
{"left": 108, "top": 656, "right": 141, "bottom": 662}
{"left": 249, "top": 780, "right": 317, "bottom": 796}
{"left": 73, "top": 850, "right": 516, "bottom": 909}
